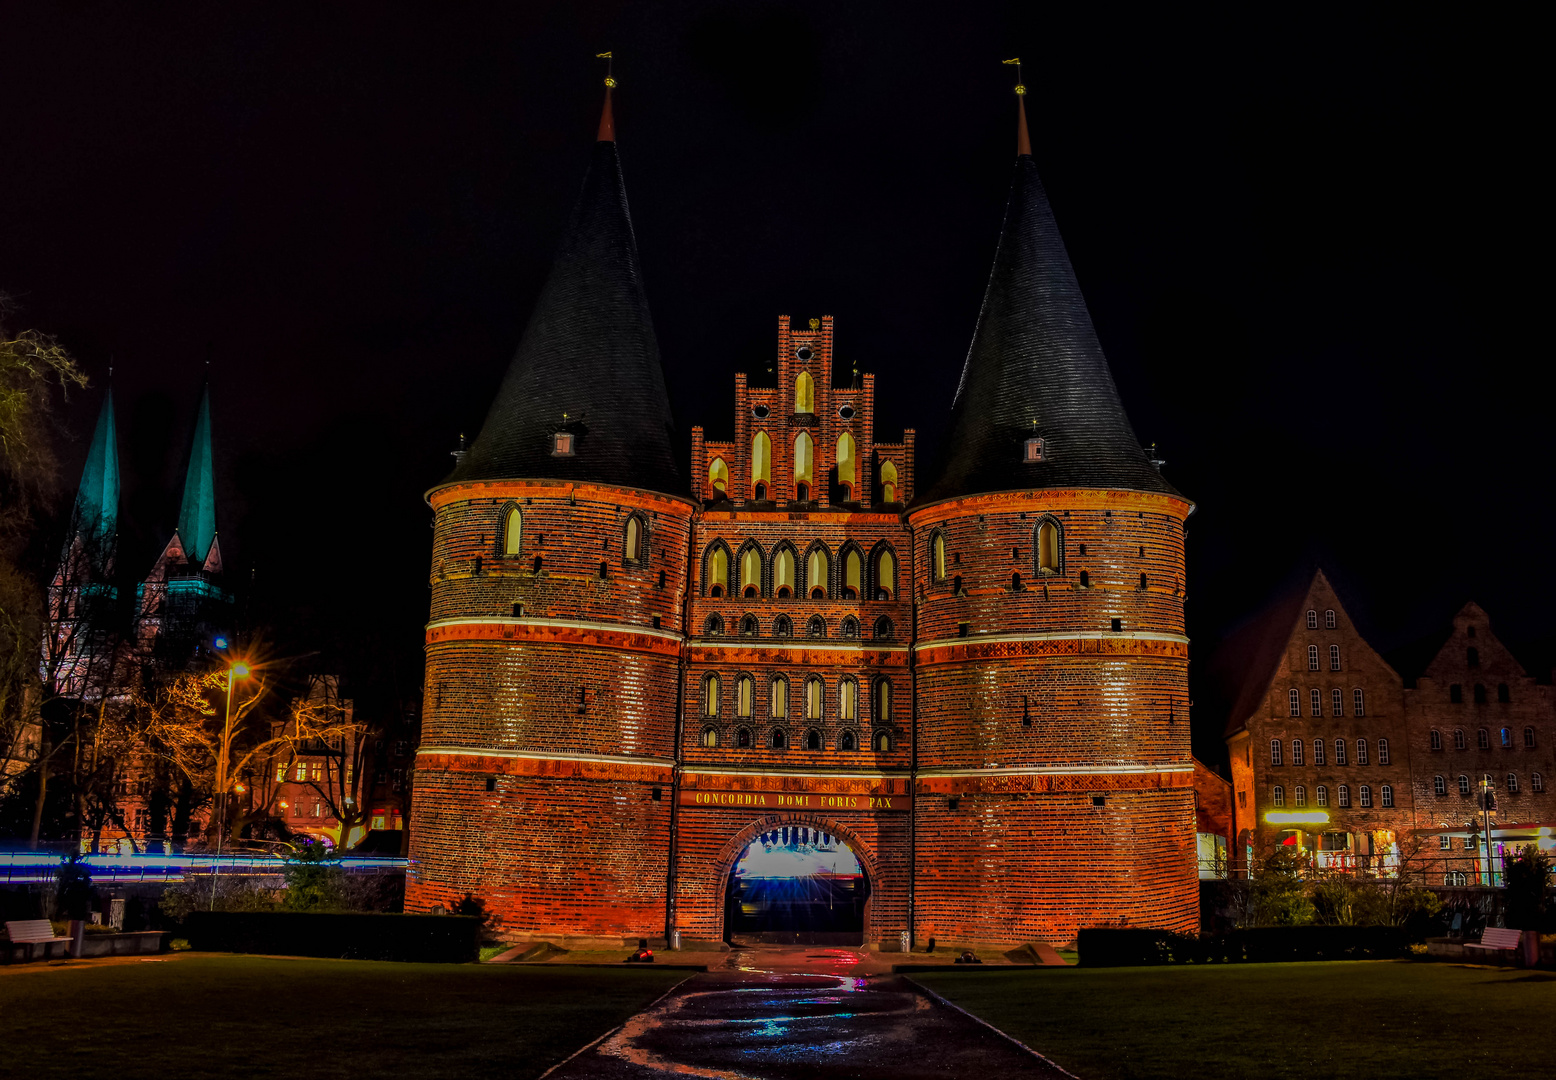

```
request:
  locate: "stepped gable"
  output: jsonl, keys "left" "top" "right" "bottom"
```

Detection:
{"left": 447, "top": 88, "right": 681, "bottom": 496}
{"left": 918, "top": 95, "right": 1177, "bottom": 504}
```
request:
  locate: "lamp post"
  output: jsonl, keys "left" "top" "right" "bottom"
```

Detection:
{"left": 209, "top": 660, "right": 252, "bottom": 910}
{"left": 1480, "top": 777, "right": 1498, "bottom": 887}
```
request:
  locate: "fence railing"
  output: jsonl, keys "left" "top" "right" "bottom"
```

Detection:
{"left": 0, "top": 851, "right": 406, "bottom": 884}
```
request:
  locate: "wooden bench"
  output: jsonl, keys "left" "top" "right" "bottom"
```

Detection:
{"left": 3, "top": 919, "right": 72, "bottom": 963}
{"left": 1464, "top": 926, "right": 1522, "bottom": 959}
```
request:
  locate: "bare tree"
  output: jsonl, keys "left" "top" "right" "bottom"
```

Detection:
{"left": 290, "top": 675, "right": 372, "bottom": 850}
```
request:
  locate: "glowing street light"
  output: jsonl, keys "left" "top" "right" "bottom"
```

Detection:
{"left": 209, "top": 657, "right": 255, "bottom": 910}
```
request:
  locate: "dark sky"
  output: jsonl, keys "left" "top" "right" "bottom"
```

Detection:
{"left": 2, "top": 4, "right": 1547, "bottom": 757}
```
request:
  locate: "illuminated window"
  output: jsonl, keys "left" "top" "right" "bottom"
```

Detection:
{"left": 1358, "top": 785, "right": 1372, "bottom": 807}
{"left": 1477, "top": 728, "right": 1489, "bottom": 750}
{"left": 1378, "top": 738, "right": 1390, "bottom": 765}
{"left": 1500, "top": 728, "right": 1512, "bottom": 748}
{"left": 1380, "top": 785, "right": 1393, "bottom": 808}
{"left": 740, "top": 546, "right": 762, "bottom": 597}
{"left": 881, "top": 460, "right": 898, "bottom": 503}
{"left": 1353, "top": 689, "right": 1365, "bottom": 717}
{"left": 840, "top": 678, "right": 857, "bottom": 721}
{"left": 1313, "top": 739, "right": 1325, "bottom": 766}
{"left": 706, "top": 545, "right": 729, "bottom": 597}
{"left": 932, "top": 532, "right": 947, "bottom": 581}
{"left": 1311, "top": 689, "right": 1322, "bottom": 717}
{"left": 1337, "top": 785, "right": 1350, "bottom": 807}
{"left": 276, "top": 763, "right": 287, "bottom": 782}
{"left": 737, "top": 675, "right": 753, "bottom": 718}
{"left": 1308, "top": 645, "right": 1319, "bottom": 671}
{"left": 1430, "top": 730, "right": 1442, "bottom": 750}
{"left": 843, "top": 549, "right": 862, "bottom": 599}
{"left": 1316, "top": 785, "right": 1328, "bottom": 806}
{"left": 1307, "top": 609, "right": 1318, "bottom": 629}
{"left": 295, "top": 762, "right": 307, "bottom": 782}
{"left": 1334, "top": 739, "right": 1347, "bottom": 766}
{"left": 840, "top": 730, "right": 857, "bottom": 751}
{"left": 1450, "top": 683, "right": 1463, "bottom": 703}
{"left": 795, "top": 370, "right": 814, "bottom": 414}
{"left": 1292, "top": 740, "right": 1304, "bottom": 766}
{"left": 807, "top": 547, "right": 830, "bottom": 598}
{"left": 874, "top": 731, "right": 892, "bottom": 752}
{"left": 806, "top": 728, "right": 822, "bottom": 751}
{"left": 794, "top": 431, "right": 814, "bottom": 492}
{"left": 1525, "top": 727, "right": 1537, "bottom": 749}
{"left": 1270, "top": 740, "right": 1283, "bottom": 766}
{"left": 1434, "top": 775, "right": 1446, "bottom": 795}
{"left": 1474, "top": 683, "right": 1487, "bottom": 705}
{"left": 701, "top": 727, "right": 719, "bottom": 748}
{"left": 774, "top": 547, "right": 795, "bottom": 596}
{"left": 503, "top": 506, "right": 522, "bottom": 556}
{"left": 751, "top": 431, "right": 771, "bottom": 499}
{"left": 1332, "top": 689, "right": 1343, "bottom": 717}
{"left": 1288, "top": 689, "right": 1300, "bottom": 717}
{"left": 771, "top": 728, "right": 787, "bottom": 750}
{"left": 1325, "top": 609, "right": 1336, "bottom": 629}
{"left": 837, "top": 432, "right": 857, "bottom": 494}
{"left": 1356, "top": 740, "right": 1369, "bottom": 766}
{"left": 1507, "top": 772, "right": 1519, "bottom": 794}
{"left": 873, "top": 679, "right": 892, "bottom": 723}
{"left": 624, "top": 515, "right": 644, "bottom": 563}
{"left": 709, "top": 457, "right": 729, "bottom": 499}
{"left": 736, "top": 727, "right": 751, "bottom": 749}
{"left": 805, "top": 677, "right": 823, "bottom": 720}
{"left": 1453, "top": 729, "right": 1465, "bottom": 750}
{"left": 702, "top": 674, "right": 720, "bottom": 717}
{"left": 1533, "top": 772, "right": 1544, "bottom": 793}
{"left": 1036, "top": 518, "right": 1062, "bottom": 574}
{"left": 1272, "top": 786, "right": 1285, "bottom": 807}
{"left": 875, "top": 548, "right": 896, "bottom": 599}
{"left": 1458, "top": 774, "right": 1470, "bottom": 795}
{"left": 770, "top": 676, "right": 788, "bottom": 718}
{"left": 1330, "top": 645, "right": 1341, "bottom": 671}
{"left": 552, "top": 432, "right": 574, "bottom": 456}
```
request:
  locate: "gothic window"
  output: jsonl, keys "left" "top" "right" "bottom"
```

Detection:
{"left": 839, "top": 678, "right": 857, "bottom": 721}
{"left": 1311, "top": 689, "right": 1322, "bottom": 716}
{"left": 1307, "top": 609, "right": 1318, "bottom": 629}
{"left": 874, "top": 616, "right": 894, "bottom": 639}
{"left": 773, "top": 615, "right": 793, "bottom": 638}
{"left": 1378, "top": 738, "right": 1390, "bottom": 765}
{"left": 736, "top": 726, "right": 752, "bottom": 749}
{"left": 1353, "top": 689, "right": 1365, "bottom": 717}
{"left": 794, "top": 431, "right": 814, "bottom": 494}
{"left": 1477, "top": 728, "right": 1490, "bottom": 750}
{"left": 706, "top": 544, "right": 730, "bottom": 597}
{"left": 1292, "top": 739, "right": 1304, "bottom": 766}
{"left": 1035, "top": 518, "right": 1062, "bottom": 575}
{"left": 1329, "top": 645, "right": 1341, "bottom": 671}
{"left": 1308, "top": 645, "right": 1319, "bottom": 671}
{"left": 1271, "top": 739, "right": 1283, "bottom": 766}
{"left": 703, "top": 614, "right": 724, "bottom": 636}
{"left": 1430, "top": 730, "right": 1442, "bottom": 750}
{"left": 740, "top": 614, "right": 759, "bottom": 636}
{"left": 709, "top": 457, "right": 729, "bottom": 500}
{"left": 770, "top": 675, "right": 789, "bottom": 718}
{"left": 932, "top": 532, "right": 948, "bottom": 582}
{"left": 881, "top": 460, "right": 898, "bottom": 503}
{"left": 502, "top": 506, "right": 522, "bottom": 556}
{"left": 1453, "top": 729, "right": 1465, "bottom": 750}
{"left": 1332, "top": 689, "right": 1343, "bottom": 717}
{"left": 795, "top": 370, "right": 814, "bottom": 414}
{"left": 1314, "top": 739, "right": 1325, "bottom": 765}
{"left": 623, "top": 514, "right": 646, "bottom": 564}
{"left": 702, "top": 674, "right": 720, "bottom": 717}
{"left": 701, "top": 727, "right": 719, "bottom": 748}
{"left": 839, "top": 730, "right": 857, "bottom": 752}
{"left": 773, "top": 546, "right": 796, "bottom": 597}
{"left": 771, "top": 728, "right": 787, "bottom": 750}
{"left": 751, "top": 432, "right": 771, "bottom": 499}
{"left": 1325, "top": 609, "right": 1336, "bottom": 629}
{"left": 740, "top": 545, "right": 763, "bottom": 598}
{"left": 806, "top": 546, "right": 830, "bottom": 599}
{"left": 1434, "top": 774, "right": 1446, "bottom": 795}
{"left": 843, "top": 548, "right": 862, "bottom": 599}
{"left": 805, "top": 677, "right": 823, "bottom": 720}
{"left": 806, "top": 728, "right": 822, "bottom": 751}
{"left": 737, "top": 675, "right": 753, "bottom": 718}
{"left": 1288, "top": 689, "right": 1300, "bottom": 717}
{"left": 807, "top": 615, "right": 827, "bottom": 638}
{"left": 873, "top": 731, "right": 892, "bottom": 753}
{"left": 873, "top": 678, "right": 892, "bottom": 723}
{"left": 840, "top": 616, "right": 859, "bottom": 639}
{"left": 836, "top": 432, "right": 857, "bottom": 496}
{"left": 874, "top": 547, "right": 896, "bottom": 600}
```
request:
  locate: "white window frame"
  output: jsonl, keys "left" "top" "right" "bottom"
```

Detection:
{"left": 1330, "top": 645, "right": 1341, "bottom": 671}
{"left": 1308, "top": 645, "right": 1319, "bottom": 671}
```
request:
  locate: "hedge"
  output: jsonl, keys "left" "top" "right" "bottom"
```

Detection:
{"left": 1078, "top": 925, "right": 1412, "bottom": 967}
{"left": 184, "top": 911, "right": 481, "bottom": 963}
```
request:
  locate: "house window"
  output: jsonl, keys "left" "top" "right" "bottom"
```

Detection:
{"left": 1457, "top": 774, "right": 1470, "bottom": 795}
{"left": 874, "top": 679, "right": 892, "bottom": 722}
{"left": 1498, "top": 683, "right": 1511, "bottom": 703}
{"left": 1378, "top": 738, "right": 1390, "bottom": 765}
{"left": 1270, "top": 740, "right": 1283, "bottom": 766}
{"left": 1307, "top": 609, "right": 1318, "bottom": 629}
{"left": 703, "top": 674, "right": 720, "bottom": 717}
{"left": 1334, "top": 739, "right": 1347, "bottom": 766}
{"left": 1507, "top": 773, "right": 1519, "bottom": 794}
{"left": 1332, "top": 689, "right": 1343, "bottom": 717}
{"left": 1308, "top": 645, "right": 1319, "bottom": 671}
{"left": 1036, "top": 518, "right": 1061, "bottom": 573}
{"left": 932, "top": 532, "right": 948, "bottom": 581}
{"left": 1337, "top": 785, "right": 1350, "bottom": 807}
{"left": 1525, "top": 727, "right": 1537, "bottom": 749}
{"left": 737, "top": 675, "right": 753, "bottom": 718}
{"left": 1288, "top": 689, "right": 1301, "bottom": 717}
{"left": 1311, "top": 689, "right": 1322, "bottom": 717}
{"left": 740, "top": 614, "right": 758, "bottom": 636}
{"left": 1358, "top": 785, "right": 1372, "bottom": 808}
{"left": 839, "top": 679, "right": 857, "bottom": 721}
{"left": 701, "top": 727, "right": 719, "bottom": 748}
{"left": 624, "top": 515, "right": 644, "bottom": 563}
{"left": 1453, "top": 729, "right": 1465, "bottom": 750}
{"left": 807, "top": 615, "right": 827, "bottom": 638}
{"left": 1325, "top": 609, "right": 1336, "bottom": 629}
{"left": 1353, "top": 689, "right": 1365, "bottom": 717}
{"left": 1023, "top": 437, "right": 1044, "bottom": 462}
{"left": 1329, "top": 645, "right": 1341, "bottom": 671}
{"left": 1313, "top": 739, "right": 1326, "bottom": 766}
{"left": 773, "top": 615, "right": 792, "bottom": 638}
{"left": 1473, "top": 683, "right": 1487, "bottom": 704}
{"left": 805, "top": 677, "right": 823, "bottom": 720}
{"left": 1533, "top": 772, "right": 1545, "bottom": 793}
{"left": 841, "top": 616, "right": 859, "bottom": 639}
{"left": 1356, "top": 740, "right": 1369, "bottom": 766}
{"left": 1316, "top": 785, "right": 1328, "bottom": 806}
{"left": 1500, "top": 728, "right": 1512, "bottom": 748}
{"left": 771, "top": 728, "right": 787, "bottom": 750}
{"left": 503, "top": 506, "right": 522, "bottom": 555}
{"left": 1450, "top": 683, "right": 1463, "bottom": 703}
{"left": 1476, "top": 728, "right": 1489, "bottom": 750}
{"left": 770, "top": 676, "right": 788, "bottom": 718}
{"left": 1434, "top": 775, "right": 1447, "bottom": 795}
{"left": 1272, "top": 786, "right": 1285, "bottom": 807}
{"left": 1292, "top": 740, "right": 1304, "bottom": 766}
{"left": 1294, "top": 785, "right": 1307, "bottom": 807}
{"left": 1430, "top": 730, "right": 1442, "bottom": 751}
{"left": 552, "top": 432, "right": 574, "bottom": 456}
{"left": 704, "top": 614, "right": 724, "bottom": 636}
{"left": 874, "top": 616, "right": 894, "bottom": 639}
{"left": 1467, "top": 646, "right": 1479, "bottom": 667}
{"left": 1439, "top": 834, "right": 1452, "bottom": 850}
{"left": 1380, "top": 785, "right": 1393, "bottom": 808}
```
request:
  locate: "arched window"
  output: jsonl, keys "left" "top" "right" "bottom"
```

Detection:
{"left": 805, "top": 677, "right": 823, "bottom": 720}
{"left": 1337, "top": 785, "right": 1350, "bottom": 807}
{"left": 1308, "top": 645, "right": 1319, "bottom": 671}
{"left": 1036, "top": 518, "right": 1062, "bottom": 574}
{"left": 1457, "top": 774, "right": 1470, "bottom": 795}
{"left": 1334, "top": 739, "right": 1347, "bottom": 765}
{"left": 771, "top": 728, "right": 787, "bottom": 750}
{"left": 1316, "top": 785, "right": 1329, "bottom": 806}
{"left": 1356, "top": 739, "right": 1369, "bottom": 765}
{"left": 1524, "top": 727, "right": 1537, "bottom": 749}
{"left": 703, "top": 614, "right": 724, "bottom": 636}
{"left": 1473, "top": 683, "right": 1487, "bottom": 704}
{"left": 1358, "top": 785, "right": 1372, "bottom": 807}
{"left": 839, "top": 678, "right": 857, "bottom": 721}
{"left": 1311, "top": 689, "right": 1321, "bottom": 717}
{"left": 709, "top": 457, "right": 729, "bottom": 499}
{"left": 793, "top": 431, "right": 814, "bottom": 498}
{"left": 1294, "top": 785, "right": 1307, "bottom": 807}
{"left": 1306, "top": 610, "right": 1318, "bottom": 629}
{"left": 874, "top": 616, "right": 894, "bottom": 639}
{"left": 502, "top": 506, "right": 522, "bottom": 555}
{"left": 839, "top": 729, "right": 856, "bottom": 752}
{"left": 770, "top": 675, "right": 788, "bottom": 718}
{"left": 1506, "top": 773, "right": 1519, "bottom": 794}
{"left": 773, "top": 615, "right": 792, "bottom": 638}
{"left": 740, "top": 545, "right": 763, "bottom": 597}
{"left": 795, "top": 370, "right": 814, "bottom": 413}
{"left": 1329, "top": 645, "right": 1341, "bottom": 671}
{"left": 1353, "top": 689, "right": 1365, "bottom": 717}
{"left": 740, "top": 614, "right": 759, "bottom": 636}
{"left": 1292, "top": 739, "right": 1304, "bottom": 766}
{"left": 843, "top": 548, "right": 862, "bottom": 599}
{"left": 1332, "top": 689, "right": 1343, "bottom": 716}
{"left": 1313, "top": 739, "right": 1325, "bottom": 765}
{"left": 1272, "top": 786, "right": 1285, "bottom": 807}
{"left": 837, "top": 432, "right": 856, "bottom": 494}
{"left": 702, "top": 674, "right": 720, "bottom": 717}
{"left": 932, "top": 532, "right": 948, "bottom": 582}
{"left": 1477, "top": 728, "right": 1490, "bottom": 750}
{"left": 881, "top": 460, "right": 898, "bottom": 503}
{"left": 1325, "top": 609, "right": 1336, "bottom": 629}
{"left": 806, "top": 546, "right": 830, "bottom": 599}
{"left": 1380, "top": 785, "right": 1393, "bottom": 808}
{"left": 736, "top": 727, "right": 752, "bottom": 749}
{"left": 1378, "top": 738, "right": 1390, "bottom": 765}
{"left": 751, "top": 432, "right": 771, "bottom": 499}
{"left": 623, "top": 514, "right": 645, "bottom": 563}
{"left": 840, "top": 616, "right": 859, "bottom": 639}
{"left": 873, "top": 731, "right": 891, "bottom": 753}
{"left": 701, "top": 727, "right": 719, "bottom": 748}
{"left": 736, "top": 675, "right": 753, "bottom": 718}
{"left": 1498, "top": 683, "right": 1511, "bottom": 703}
{"left": 1500, "top": 728, "right": 1512, "bottom": 748}
{"left": 1270, "top": 739, "right": 1283, "bottom": 766}
{"left": 1533, "top": 772, "right": 1545, "bottom": 793}
{"left": 873, "top": 678, "right": 892, "bottom": 723}
{"left": 806, "top": 728, "right": 822, "bottom": 751}
{"left": 1288, "top": 689, "right": 1300, "bottom": 717}
{"left": 874, "top": 548, "right": 896, "bottom": 600}
{"left": 773, "top": 546, "right": 795, "bottom": 596}
{"left": 1430, "top": 730, "right": 1442, "bottom": 750}
{"left": 1453, "top": 729, "right": 1466, "bottom": 750}
{"left": 1012, "top": 572, "right": 1024, "bottom": 592}
{"left": 706, "top": 545, "right": 730, "bottom": 597}
{"left": 1434, "top": 775, "right": 1446, "bottom": 795}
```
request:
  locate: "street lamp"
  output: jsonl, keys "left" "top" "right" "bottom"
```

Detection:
{"left": 209, "top": 658, "right": 254, "bottom": 910}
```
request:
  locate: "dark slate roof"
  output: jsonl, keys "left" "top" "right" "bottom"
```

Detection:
{"left": 445, "top": 134, "right": 681, "bottom": 495}
{"left": 917, "top": 149, "right": 1179, "bottom": 505}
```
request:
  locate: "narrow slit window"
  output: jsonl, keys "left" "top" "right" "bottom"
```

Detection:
{"left": 624, "top": 516, "right": 642, "bottom": 562}
{"left": 933, "top": 533, "right": 947, "bottom": 581}
{"left": 503, "top": 506, "right": 522, "bottom": 556}
{"left": 795, "top": 370, "right": 814, "bottom": 414}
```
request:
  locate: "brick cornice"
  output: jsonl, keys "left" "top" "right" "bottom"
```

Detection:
{"left": 687, "top": 640, "right": 908, "bottom": 667}
{"left": 428, "top": 479, "right": 698, "bottom": 514}
{"left": 426, "top": 616, "right": 682, "bottom": 659}
{"left": 914, "top": 630, "right": 1189, "bottom": 667}
{"left": 906, "top": 487, "right": 1192, "bottom": 527}
{"left": 416, "top": 747, "right": 675, "bottom": 783}
{"left": 915, "top": 765, "right": 1193, "bottom": 795}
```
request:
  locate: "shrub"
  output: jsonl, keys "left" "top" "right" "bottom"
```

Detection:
{"left": 53, "top": 853, "right": 93, "bottom": 920}
{"left": 159, "top": 875, "right": 282, "bottom": 921}
{"left": 283, "top": 840, "right": 346, "bottom": 911}
{"left": 1503, "top": 845, "right": 1552, "bottom": 930}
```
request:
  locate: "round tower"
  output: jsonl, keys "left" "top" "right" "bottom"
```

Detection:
{"left": 408, "top": 85, "right": 694, "bottom": 938}
{"left": 906, "top": 90, "right": 1197, "bottom": 943}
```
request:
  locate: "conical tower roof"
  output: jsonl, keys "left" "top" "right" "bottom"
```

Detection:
{"left": 176, "top": 382, "right": 218, "bottom": 564}
{"left": 918, "top": 96, "right": 1177, "bottom": 504}
{"left": 446, "top": 88, "right": 681, "bottom": 495}
{"left": 70, "top": 386, "right": 119, "bottom": 553}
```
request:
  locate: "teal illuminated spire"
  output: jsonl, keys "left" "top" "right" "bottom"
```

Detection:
{"left": 71, "top": 386, "right": 120, "bottom": 557}
{"left": 176, "top": 382, "right": 218, "bottom": 565}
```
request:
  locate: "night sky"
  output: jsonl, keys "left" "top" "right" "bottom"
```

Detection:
{"left": 3, "top": 5, "right": 1546, "bottom": 761}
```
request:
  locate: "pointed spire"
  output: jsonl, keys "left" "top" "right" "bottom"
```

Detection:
{"left": 176, "top": 382, "right": 218, "bottom": 565}
{"left": 448, "top": 70, "right": 681, "bottom": 495}
{"left": 1006, "top": 58, "right": 1032, "bottom": 156}
{"left": 70, "top": 386, "right": 120, "bottom": 558}
{"left": 917, "top": 78, "right": 1177, "bottom": 505}
{"left": 596, "top": 52, "right": 616, "bottom": 142}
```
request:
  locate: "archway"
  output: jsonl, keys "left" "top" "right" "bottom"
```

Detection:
{"left": 722, "top": 822, "right": 871, "bottom": 946}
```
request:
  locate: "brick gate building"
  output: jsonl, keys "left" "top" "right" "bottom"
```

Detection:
{"left": 407, "top": 84, "right": 1198, "bottom": 946}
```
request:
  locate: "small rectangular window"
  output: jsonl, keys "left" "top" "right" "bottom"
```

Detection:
{"left": 1023, "top": 437, "right": 1044, "bottom": 462}
{"left": 552, "top": 432, "right": 575, "bottom": 456}
{"left": 1439, "top": 834, "right": 1451, "bottom": 850}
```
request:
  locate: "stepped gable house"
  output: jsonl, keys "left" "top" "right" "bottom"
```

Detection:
{"left": 407, "top": 82, "right": 1198, "bottom": 946}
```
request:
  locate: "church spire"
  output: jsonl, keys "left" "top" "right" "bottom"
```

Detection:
{"left": 176, "top": 381, "right": 218, "bottom": 564}
{"left": 70, "top": 385, "right": 119, "bottom": 561}
{"left": 917, "top": 78, "right": 1176, "bottom": 504}
{"left": 447, "top": 64, "right": 681, "bottom": 495}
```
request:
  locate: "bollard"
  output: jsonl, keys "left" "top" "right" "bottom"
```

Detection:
{"left": 670, "top": 929, "right": 681, "bottom": 951}
{"left": 899, "top": 930, "right": 910, "bottom": 954}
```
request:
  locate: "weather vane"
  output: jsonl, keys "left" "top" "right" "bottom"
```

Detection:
{"left": 597, "top": 51, "right": 615, "bottom": 88}
{"left": 1003, "top": 57, "right": 1025, "bottom": 95}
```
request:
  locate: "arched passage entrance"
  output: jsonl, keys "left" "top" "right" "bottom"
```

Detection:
{"left": 717, "top": 818, "right": 875, "bottom": 946}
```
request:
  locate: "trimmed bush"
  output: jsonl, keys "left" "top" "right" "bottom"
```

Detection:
{"left": 1079, "top": 925, "right": 1413, "bottom": 967}
{"left": 185, "top": 911, "right": 480, "bottom": 963}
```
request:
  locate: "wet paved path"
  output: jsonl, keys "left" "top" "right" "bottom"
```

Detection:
{"left": 545, "top": 947, "right": 1073, "bottom": 1079}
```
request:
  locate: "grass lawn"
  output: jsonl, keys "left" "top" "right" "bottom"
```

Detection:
{"left": 915, "top": 961, "right": 1556, "bottom": 1080}
{"left": 0, "top": 955, "right": 687, "bottom": 1080}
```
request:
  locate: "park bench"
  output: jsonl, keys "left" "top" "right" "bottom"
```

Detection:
{"left": 1464, "top": 927, "right": 1522, "bottom": 959}
{"left": 3, "top": 919, "right": 72, "bottom": 963}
